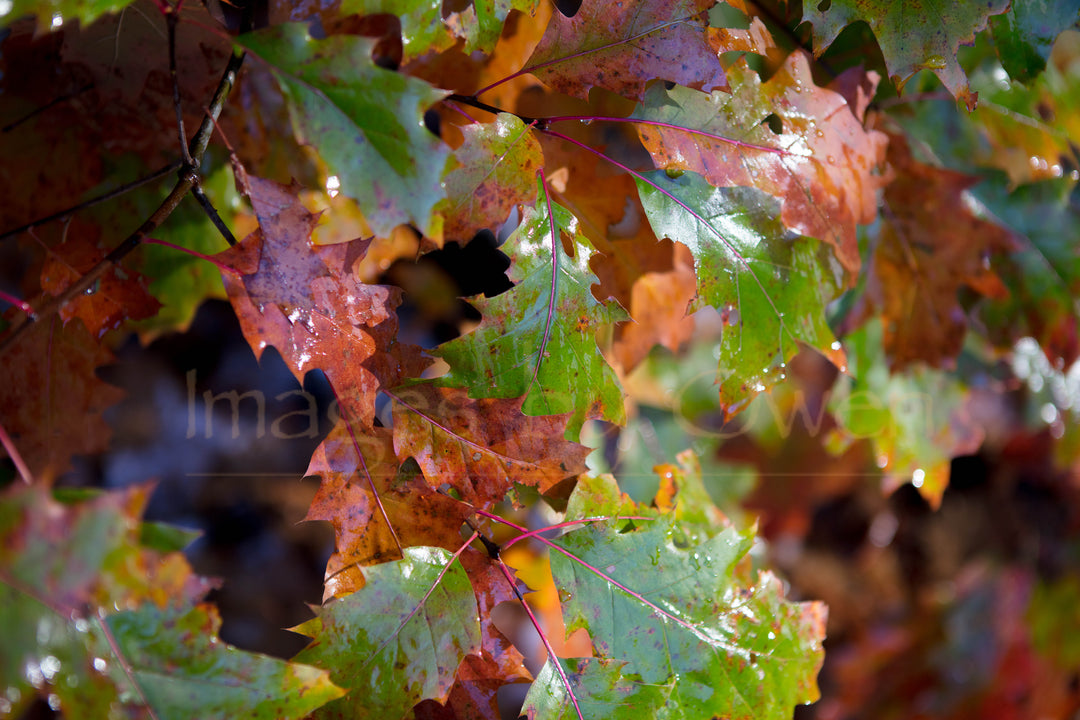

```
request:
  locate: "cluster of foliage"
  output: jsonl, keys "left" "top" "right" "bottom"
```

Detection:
{"left": 2, "top": 0, "right": 1080, "bottom": 717}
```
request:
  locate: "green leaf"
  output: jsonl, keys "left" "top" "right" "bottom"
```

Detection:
{"left": 990, "top": 0, "right": 1080, "bottom": 83}
{"left": 1, "top": 0, "right": 134, "bottom": 31}
{"left": 106, "top": 603, "right": 344, "bottom": 720}
{"left": 433, "top": 178, "right": 628, "bottom": 437}
{"left": 546, "top": 518, "right": 826, "bottom": 718}
{"left": 293, "top": 547, "right": 481, "bottom": 720}
{"left": 522, "top": 657, "right": 673, "bottom": 720}
{"left": 446, "top": 0, "right": 542, "bottom": 54}
{"left": 237, "top": 24, "right": 451, "bottom": 237}
{"left": 827, "top": 318, "right": 983, "bottom": 506}
{"left": 339, "top": 0, "right": 455, "bottom": 62}
{"left": 0, "top": 484, "right": 341, "bottom": 719}
{"left": 442, "top": 113, "right": 543, "bottom": 242}
{"left": 636, "top": 171, "right": 843, "bottom": 418}
{"left": 803, "top": 0, "right": 1011, "bottom": 110}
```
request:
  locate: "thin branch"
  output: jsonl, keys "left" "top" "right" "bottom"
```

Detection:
{"left": 1, "top": 83, "right": 93, "bottom": 133}
{"left": 142, "top": 237, "right": 238, "bottom": 272}
{"left": 0, "top": 161, "right": 182, "bottom": 243}
{"left": 167, "top": 10, "right": 194, "bottom": 166}
{"left": 190, "top": 185, "right": 237, "bottom": 245}
{"left": 0, "top": 49, "right": 245, "bottom": 358}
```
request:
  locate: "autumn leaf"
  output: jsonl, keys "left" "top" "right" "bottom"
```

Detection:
{"left": 237, "top": 23, "right": 452, "bottom": 238}
{"left": 218, "top": 175, "right": 427, "bottom": 430}
{"left": 636, "top": 172, "right": 845, "bottom": 418}
{"left": 802, "top": 0, "right": 1010, "bottom": 110}
{"left": 293, "top": 546, "right": 481, "bottom": 720}
{"left": 0, "top": 315, "right": 123, "bottom": 479}
{"left": 388, "top": 383, "right": 589, "bottom": 508}
{"left": 989, "top": 1, "right": 1080, "bottom": 83}
{"left": 535, "top": 468, "right": 827, "bottom": 718}
{"left": 339, "top": 0, "right": 457, "bottom": 62}
{"left": 525, "top": 0, "right": 726, "bottom": 102}
{"left": 853, "top": 128, "right": 1016, "bottom": 369}
{"left": 632, "top": 53, "right": 888, "bottom": 275}
{"left": 522, "top": 658, "right": 673, "bottom": 719}
{"left": 40, "top": 232, "right": 162, "bottom": 336}
{"left": 441, "top": 113, "right": 544, "bottom": 243}
{"left": 434, "top": 177, "right": 628, "bottom": 436}
{"left": 0, "top": 483, "right": 341, "bottom": 719}
{"left": 828, "top": 318, "right": 984, "bottom": 507}
{"left": 304, "top": 423, "right": 473, "bottom": 598}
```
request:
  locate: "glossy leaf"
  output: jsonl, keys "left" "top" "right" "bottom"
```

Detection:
{"left": 442, "top": 113, "right": 544, "bottom": 242}
{"left": 340, "top": 0, "right": 455, "bottom": 62}
{"left": 522, "top": 657, "right": 673, "bottom": 719}
{"left": 636, "top": 171, "right": 844, "bottom": 418}
{"left": 803, "top": 0, "right": 1011, "bottom": 110}
{"left": 388, "top": 383, "right": 589, "bottom": 508}
{"left": 433, "top": 179, "right": 628, "bottom": 436}
{"left": 632, "top": 54, "right": 888, "bottom": 274}
{"left": 293, "top": 547, "right": 481, "bottom": 720}
{"left": 237, "top": 24, "right": 452, "bottom": 237}
{"left": 107, "top": 602, "right": 344, "bottom": 720}
{"left": 544, "top": 498, "right": 826, "bottom": 717}
{"left": 526, "top": 0, "right": 725, "bottom": 101}
{"left": 217, "top": 175, "right": 427, "bottom": 430}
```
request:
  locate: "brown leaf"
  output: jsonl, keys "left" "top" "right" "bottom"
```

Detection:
{"left": 217, "top": 176, "right": 428, "bottom": 429}
{"left": 0, "top": 315, "right": 123, "bottom": 479}
{"left": 858, "top": 129, "right": 1018, "bottom": 369}
{"left": 526, "top": 0, "right": 726, "bottom": 102}
{"left": 612, "top": 245, "right": 697, "bottom": 371}
{"left": 304, "top": 423, "right": 472, "bottom": 599}
{"left": 39, "top": 230, "right": 162, "bottom": 337}
{"left": 388, "top": 384, "right": 589, "bottom": 508}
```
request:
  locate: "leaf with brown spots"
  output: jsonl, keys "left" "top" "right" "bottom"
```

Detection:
{"left": 303, "top": 423, "right": 472, "bottom": 598}
{"left": 442, "top": 113, "right": 544, "bottom": 243}
{"left": 217, "top": 175, "right": 428, "bottom": 430}
{"left": 525, "top": 0, "right": 727, "bottom": 102}
{"left": 387, "top": 383, "right": 589, "bottom": 508}
{"left": 632, "top": 54, "right": 888, "bottom": 276}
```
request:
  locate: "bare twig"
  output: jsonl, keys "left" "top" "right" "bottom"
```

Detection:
{"left": 167, "top": 10, "right": 194, "bottom": 167}
{"left": 191, "top": 185, "right": 237, "bottom": 245}
{"left": 0, "top": 49, "right": 245, "bottom": 358}
{"left": 1, "top": 83, "right": 93, "bottom": 133}
{"left": 0, "top": 161, "right": 183, "bottom": 243}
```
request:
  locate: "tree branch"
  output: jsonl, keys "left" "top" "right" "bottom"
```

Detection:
{"left": 0, "top": 49, "right": 245, "bottom": 358}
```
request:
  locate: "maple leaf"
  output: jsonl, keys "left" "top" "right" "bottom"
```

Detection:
{"left": 293, "top": 546, "right": 481, "bottom": 720}
{"left": 0, "top": 315, "right": 124, "bottom": 479}
{"left": 636, "top": 172, "right": 845, "bottom": 418}
{"left": 433, "top": 178, "right": 628, "bottom": 436}
{"left": 304, "top": 423, "right": 472, "bottom": 598}
{"left": 828, "top": 319, "right": 984, "bottom": 507}
{"left": 525, "top": 0, "right": 726, "bottom": 102}
{"left": 631, "top": 53, "right": 889, "bottom": 275}
{"left": 803, "top": 0, "right": 1010, "bottom": 110}
{"left": 388, "top": 383, "right": 589, "bottom": 508}
{"left": 339, "top": 0, "right": 457, "bottom": 62}
{"left": 0, "top": 483, "right": 342, "bottom": 719}
{"left": 854, "top": 129, "right": 1017, "bottom": 369}
{"left": 524, "top": 462, "right": 827, "bottom": 719}
{"left": 40, "top": 232, "right": 162, "bottom": 336}
{"left": 218, "top": 175, "right": 427, "bottom": 430}
{"left": 442, "top": 113, "right": 544, "bottom": 243}
{"left": 237, "top": 23, "right": 453, "bottom": 238}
